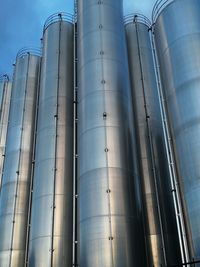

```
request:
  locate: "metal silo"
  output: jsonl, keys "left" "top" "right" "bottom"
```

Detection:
{"left": 153, "top": 0, "right": 200, "bottom": 264}
{"left": 28, "top": 13, "right": 74, "bottom": 267}
{"left": 0, "top": 48, "right": 40, "bottom": 267}
{"left": 77, "top": 1, "right": 146, "bottom": 266}
{"left": 125, "top": 14, "right": 182, "bottom": 266}
{"left": 0, "top": 75, "right": 12, "bottom": 190}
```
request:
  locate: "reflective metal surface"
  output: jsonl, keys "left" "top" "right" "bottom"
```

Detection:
{"left": 0, "top": 52, "right": 40, "bottom": 267}
{"left": 28, "top": 13, "right": 74, "bottom": 267}
{"left": 0, "top": 76, "right": 12, "bottom": 190}
{"left": 154, "top": 0, "right": 200, "bottom": 262}
{"left": 77, "top": 1, "right": 146, "bottom": 266}
{"left": 125, "top": 14, "right": 181, "bottom": 266}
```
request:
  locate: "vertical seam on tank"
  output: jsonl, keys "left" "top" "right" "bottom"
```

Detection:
{"left": 73, "top": 5, "right": 78, "bottom": 266}
{"left": 0, "top": 77, "right": 15, "bottom": 196}
{"left": 24, "top": 56, "right": 41, "bottom": 267}
{"left": 50, "top": 19, "right": 61, "bottom": 267}
{"left": 9, "top": 53, "right": 30, "bottom": 267}
{"left": 135, "top": 20, "right": 167, "bottom": 266}
{"left": 99, "top": 3, "right": 114, "bottom": 267}
{"left": 150, "top": 25, "right": 190, "bottom": 264}
{"left": 132, "top": 21, "right": 149, "bottom": 264}
{"left": 0, "top": 81, "right": 7, "bottom": 190}
{"left": 0, "top": 81, "right": 7, "bottom": 136}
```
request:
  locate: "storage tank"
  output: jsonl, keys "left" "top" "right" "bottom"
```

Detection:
{"left": 0, "top": 48, "right": 41, "bottom": 267}
{"left": 125, "top": 14, "right": 182, "bottom": 266}
{"left": 28, "top": 13, "right": 74, "bottom": 267}
{"left": 153, "top": 0, "right": 200, "bottom": 263}
{"left": 0, "top": 75, "right": 12, "bottom": 190}
{"left": 77, "top": 1, "right": 146, "bottom": 266}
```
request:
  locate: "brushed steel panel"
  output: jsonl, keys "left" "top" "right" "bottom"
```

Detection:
{"left": 28, "top": 238, "right": 51, "bottom": 267}
{"left": 79, "top": 128, "right": 107, "bottom": 177}
{"left": 9, "top": 251, "right": 25, "bottom": 267}
{"left": 33, "top": 159, "right": 55, "bottom": 198}
{"left": 78, "top": 59, "right": 130, "bottom": 101}
{"left": 78, "top": 91, "right": 129, "bottom": 136}
{"left": 30, "top": 196, "right": 53, "bottom": 239}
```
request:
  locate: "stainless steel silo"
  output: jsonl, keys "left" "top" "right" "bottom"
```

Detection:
{"left": 153, "top": 0, "right": 200, "bottom": 264}
{"left": 28, "top": 13, "right": 74, "bottom": 267}
{"left": 125, "top": 14, "right": 182, "bottom": 266}
{"left": 77, "top": 1, "right": 146, "bottom": 266}
{"left": 0, "top": 49, "right": 41, "bottom": 267}
{"left": 0, "top": 75, "right": 12, "bottom": 190}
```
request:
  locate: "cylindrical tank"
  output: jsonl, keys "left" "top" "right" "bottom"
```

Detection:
{"left": 153, "top": 0, "right": 200, "bottom": 262}
{"left": 77, "top": 1, "right": 146, "bottom": 266}
{"left": 28, "top": 13, "right": 74, "bottom": 267}
{"left": 0, "top": 49, "right": 41, "bottom": 267}
{"left": 0, "top": 75, "right": 12, "bottom": 190}
{"left": 125, "top": 14, "right": 181, "bottom": 266}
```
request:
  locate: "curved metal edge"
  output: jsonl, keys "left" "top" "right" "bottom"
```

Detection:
{"left": 152, "top": 0, "right": 174, "bottom": 23}
{"left": 16, "top": 47, "right": 41, "bottom": 59}
{"left": 0, "top": 74, "right": 9, "bottom": 82}
{"left": 124, "top": 13, "right": 151, "bottom": 28}
{"left": 43, "top": 12, "right": 74, "bottom": 32}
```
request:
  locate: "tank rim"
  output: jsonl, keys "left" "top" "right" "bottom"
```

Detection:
{"left": 43, "top": 12, "right": 74, "bottom": 32}
{"left": 152, "top": 0, "right": 174, "bottom": 23}
{"left": 124, "top": 13, "right": 151, "bottom": 28}
{"left": 0, "top": 74, "right": 9, "bottom": 82}
{"left": 16, "top": 47, "right": 41, "bottom": 59}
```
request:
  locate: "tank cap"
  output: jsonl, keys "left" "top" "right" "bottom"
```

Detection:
{"left": 152, "top": 0, "right": 174, "bottom": 23}
{"left": 43, "top": 12, "right": 74, "bottom": 32}
{"left": 124, "top": 13, "right": 151, "bottom": 28}
{"left": 0, "top": 74, "right": 9, "bottom": 82}
{"left": 16, "top": 47, "right": 41, "bottom": 59}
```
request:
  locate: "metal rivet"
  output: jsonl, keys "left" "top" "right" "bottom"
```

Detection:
{"left": 106, "top": 189, "right": 111, "bottom": 193}
{"left": 103, "top": 112, "right": 107, "bottom": 119}
{"left": 104, "top": 148, "right": 109, "bottom": 152}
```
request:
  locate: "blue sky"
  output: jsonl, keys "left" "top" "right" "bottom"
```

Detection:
{"left": 0, "top": 0, "right": 156, "bottom": 75}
